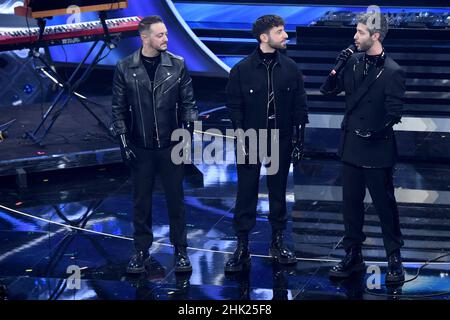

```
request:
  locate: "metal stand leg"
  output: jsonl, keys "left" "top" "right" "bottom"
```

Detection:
{"left": 24, "top": 20, "right": 114, "bottom": 146}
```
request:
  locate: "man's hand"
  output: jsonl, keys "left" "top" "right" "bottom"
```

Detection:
{"left": 291, "top": 124, "right": 305, "bottom": 166}
{"left": 354, "top": 128, "right": 388, "bottom": 140}
{"left": 330, "top": 47, "right": 354, "bottom": 76}
{"left": 119, "top": 134, "right": 136, "bottom": 164}
{"left": 336, "top": 47, "right": 354, "bottom": 64}
{"left": 179, "top": 122, "right": 194, "bottom": 162}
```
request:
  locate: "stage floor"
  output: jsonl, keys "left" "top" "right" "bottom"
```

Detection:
{"left": 0, "top": 158, "right": 449, "bottom": 300}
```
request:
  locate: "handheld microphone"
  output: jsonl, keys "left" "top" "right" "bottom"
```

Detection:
{"left": 330, "top": 44, "right": 356, "bottom": 76}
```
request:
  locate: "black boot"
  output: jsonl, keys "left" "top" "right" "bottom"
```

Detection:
{"left": 225, "top": 235, "right": 251, "bottom": 273}
{"left": 127, "top": 250, "right": 150, "bottom": 274}
{"left": 386, "top": 249, "right": 405, "bottom": 283}
{"left": 329, "top": 245, "right": 365, "bottom": 278}
{"left": 174, "top": 246, "right": 192, "bottom": 273}
{"left": 269, "top": 231, "right": 297, "bottom": 265}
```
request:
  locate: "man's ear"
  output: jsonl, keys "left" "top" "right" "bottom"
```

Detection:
{"left": 259, "top": 33, "right": 268, "bottom": 43}
{"left": 372, "top": 32, "right": 380, "bottom": 42}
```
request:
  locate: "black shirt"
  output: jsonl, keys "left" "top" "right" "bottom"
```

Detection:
{"left": 141, "top": 52, "right": 161, "bottom": 85}
{"left": 258, "top": 47, "right": 277, "bottom": 127}
{"left": 363, "top": 52, "right": 383, "bottom": 78}
{"left": 140, "top": 52, "right": 161, "bottom": 148}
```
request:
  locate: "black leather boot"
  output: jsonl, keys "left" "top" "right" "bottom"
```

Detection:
{"left": 225, "top": 235, "right": 251, "bottom": 273}
{"left": 386, "top": 249, "right": 405, "bottom": 283}
{"left": 329, "top": 245, "right": 365, "bottom": 278}
{"left": 269, "top": 231, "right": 297, "bottom": 265}
{"left": 174, "top": 246, "right": 192, "bottom": 273}
{"left": 127, "top": 250, "right": 150, "bottom": 274}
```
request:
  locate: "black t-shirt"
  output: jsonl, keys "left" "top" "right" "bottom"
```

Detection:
{"left": 141, "top": 53, "right": 161, "bottom": 84}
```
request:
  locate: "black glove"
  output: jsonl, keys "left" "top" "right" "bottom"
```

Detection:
{"left": 337, "top": 48, "right": 353, "bottom": 61}
{"left": 354, "top": 128, "right": 387, "bottom": 140}
{"left": 354, "top": 116, "right": 400, "bottom": 141}
{"left": 119, "top": 134, "right": 136, "bottom": 164}
{"left": 180, "top": 122, "right": 194, "bottom": 161}
{"left": 336, "top": 47, "right": 353, "bottom": 65}
{"left": 330, "top": 47, "right": 354, "bottom": 76}
{"left": 291, "top": 124, "right": 305, "bottom": 166}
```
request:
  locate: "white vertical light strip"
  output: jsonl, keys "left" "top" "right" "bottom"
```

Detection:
{"left": 165, "top": 0, "right": 231, "bottom": 74}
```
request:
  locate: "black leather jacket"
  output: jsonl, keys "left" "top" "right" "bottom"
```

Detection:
{"left": 111, "top": 49, "right": 197, "bottom": 148}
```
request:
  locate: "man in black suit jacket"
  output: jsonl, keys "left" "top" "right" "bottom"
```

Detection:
{"left": 320, "top": 12, "right": 406, "bottom": 283}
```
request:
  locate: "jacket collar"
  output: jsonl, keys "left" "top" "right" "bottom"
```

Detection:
{"left": 130, "top": 48, "right": 173, "bottom": 68}
{"left": 250, "top": 46, "right": 282, "bottom": 67}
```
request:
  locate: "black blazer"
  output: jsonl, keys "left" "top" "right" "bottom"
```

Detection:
{"left": 321, "top": 52, "right": 406, "bottom": 167}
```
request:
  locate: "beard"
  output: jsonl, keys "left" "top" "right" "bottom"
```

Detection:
{"left": 357, "top": 38, "right": 374, "bottom": 52}
{"left": 268, "top": 38, "right": 286, "bottom": 50}
{"left": 157, "top": 43, "right": 168, "bottom": 52}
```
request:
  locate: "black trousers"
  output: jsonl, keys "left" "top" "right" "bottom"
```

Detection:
{"left": 341, "top": 162, "right": 404, "bottom": 256}
{"left": 234, "top": 136, "right": 292, "bottom": 236}
{"left": 130, "top": 144, "right": 187, "bottom": 252}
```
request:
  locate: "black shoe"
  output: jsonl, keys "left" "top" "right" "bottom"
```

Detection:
{"left": 269, "top": 231, "right": 297, "bottom": 265}
{"left": 174, "top": 246, "right": 192, "bottom": 273}
{"left": 127, "top": 251, "right": 150, "bottom": 274}
{"left": 386, "top": 250, "right": 405, "bottom": 283}
{"left": 329, "top": 246, "right": 365, "bottom": 278}
{"left": 225, "top": 235, "right": 251, "bottom": 273}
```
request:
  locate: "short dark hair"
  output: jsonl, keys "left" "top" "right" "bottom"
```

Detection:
{"left": 252, "top": 15, "right": 285, "bottom": 43}
{"left": 138, "top": 15, "right": 164, "bottom": 34}
{"left": 357, "top": 12, "right": 388, "bottom": 42}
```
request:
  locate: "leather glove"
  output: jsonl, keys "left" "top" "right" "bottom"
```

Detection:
{"left": 354, "top": 128, "right": 387, "bottom": 140}
{"left": 336, "top": 47, "right": 353, "bottom": 65}
{"left": 291, "top": 124, "right": 305, "bottom": 166}
{"left": 354, "top": 116, "right": 400, "bottom": 141}
{"left": 119, "top": 134, "right": 136, "bottom": 164}
{"left": 184, "top": 121, "right": 194, "bottom": 137}
{"left": 179, "top": 122, "right": 194, "bottom": 162}
{"left": 330, "top": 47, "right": 354, "bottom": 76}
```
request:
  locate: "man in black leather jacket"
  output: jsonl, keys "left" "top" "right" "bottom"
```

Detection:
{"left": 111, "top": 15, "right": 197, "bottom": 274}
{"left": 224, "top": 15, "right": 308, "bottom": 273}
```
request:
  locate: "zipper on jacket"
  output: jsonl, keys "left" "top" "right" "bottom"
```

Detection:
{"left": 175, "top": 102, "right": 179, "bottom": 126}
{"left": 129, "top": 105, "right": 134, "bottom": 135}
{"left": 162, "top": 76, "right": 178, "bottom": 95}
{"left": 135, "top": 77, "right": 148, "bottom": 147}
{"left": 152, "top": 68, "right": 175, "bottom": 147}
{"left": 271, "top": 61, "right": 278, "bottom": 142}
{"left": 152, "top": 65, "right": 161, "bottom": 147}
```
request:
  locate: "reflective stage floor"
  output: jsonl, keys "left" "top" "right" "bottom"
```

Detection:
{"left": 0, "top": 158, "right": 449, "bottom": 300}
